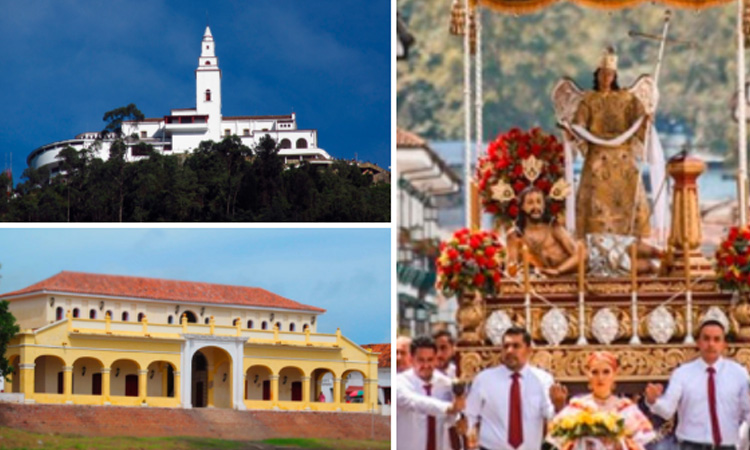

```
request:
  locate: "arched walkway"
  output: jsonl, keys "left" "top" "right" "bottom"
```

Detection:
{"left": 147, "top": 361, "right": 175, "bottom": 398}
{"left": 191, "top": 346, "right": 232, "bottom": 408}
{"left": 33, "top": 355, "right": 65, "bottom": 394}
{"left": 341, "top": 369, "right": 366, "bottom": 404}
{"left": 245, "top": 365, "right": 272, "bottom": 401}
{"left": 310, "top": 368, "right": 335, "bottom": 403}
{"left": 278, "top": 366, "right": 304, "bottom": 402}
{"left": 72, "top": 357, "right": 104, "bottom": 396}
{"left": 110, "top": 359, "right": 140, "bottom": 397}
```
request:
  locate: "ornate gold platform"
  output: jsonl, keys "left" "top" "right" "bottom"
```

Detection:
{"left": 456, "top": 276, "right": 750, "bottom": 385}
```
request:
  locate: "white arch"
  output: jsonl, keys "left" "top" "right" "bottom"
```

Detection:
{"left": 180, "top": 335, "right": 246, "bottom": 410}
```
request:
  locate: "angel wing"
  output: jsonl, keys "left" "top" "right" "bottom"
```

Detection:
{"left": 551, "top": 77, "right": 584, "bottom": 125}
{"left": 628, "top": 74, "right": 659, "bottom": 116}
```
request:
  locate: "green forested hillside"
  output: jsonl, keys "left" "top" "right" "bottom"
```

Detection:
{"left": 398, "top": 0, "right": 739, "bottom": 157}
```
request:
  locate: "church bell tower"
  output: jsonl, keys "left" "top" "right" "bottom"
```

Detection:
{"left": 196, "top": 26, "right": 222, "bottom": 141}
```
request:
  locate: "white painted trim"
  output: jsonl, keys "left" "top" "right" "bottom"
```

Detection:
{"left": 2, "top": 290, "right": 323, "bottom": 315}
{"left": 69, "top": 334, "right": 185, "bottom": 343}
{"left": 8, "top": 344, "right": 181, "bottom": 356}
{"left": 33, "top": 319, "right": 67, "bottom": 334}
{"left": 245, "top": 355, "right": 372, "bottom": 365}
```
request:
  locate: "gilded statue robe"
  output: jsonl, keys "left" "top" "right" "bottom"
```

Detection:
{"left": 573, "top": 90, "right": 650, "bottom": 238}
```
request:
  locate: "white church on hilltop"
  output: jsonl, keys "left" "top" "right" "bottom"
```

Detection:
{"left": 28, "top": 27, "right": 333, "bottom": 173}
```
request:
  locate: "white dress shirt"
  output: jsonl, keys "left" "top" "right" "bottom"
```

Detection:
{"left": 397, "top": 368, "right": 456, "bottom": 450}
{"left": 649, "top": 357, "right": 750, "bottom": 446}
{"left": 439, "top": 361, "right": 457, "bottom": 379}
{"left": 466, "top": 364, "right": 555, "bottom": 450}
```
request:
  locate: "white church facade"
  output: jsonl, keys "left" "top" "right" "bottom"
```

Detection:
{"left": 27, "top": 27, "right": 333, "bottom": 173}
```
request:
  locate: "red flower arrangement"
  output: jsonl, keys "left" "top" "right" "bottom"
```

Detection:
{"left": 476, "top": 127, "right": 567, "bottom": 225}
{"left": 436, "top": 228, "right": 505, "bottom": 296}
{"left": 716, "top": 225, "right": 750, "bottom": 293}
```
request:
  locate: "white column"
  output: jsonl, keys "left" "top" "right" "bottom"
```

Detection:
{"left": 181, "top": 340, "right": 192, "bottom": 408}
{"left": 233, "top": 340, "right": 246, "bottom": 410}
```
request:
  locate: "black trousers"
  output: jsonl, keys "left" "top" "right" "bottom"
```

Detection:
{"left": 678, "top": 441, "right": 736, "bottom": 450}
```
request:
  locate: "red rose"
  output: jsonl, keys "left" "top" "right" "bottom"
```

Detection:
{"left": 512, "top": 165, "right": 524, "bottom": 177}
{"left": 496, "top": 157, "right": 510, "bottom": 169}
{"left": 447, "top": 248, "right": 459, "bottom": 260}
{"left": 473, "top": 273, "right": 486, "bottom": 286}
{"left": 513, "top": 180, "right": 526, "bottom": 193}
{"left": 492, "top": 272, "right": 501, "bottom": 284}
{"left": 485, "top": 246, "right": 496, "bottom": 258}
{"left": 517, "top": 144, "right": 529, "bottom": 158}
{"left": 550, "top": 202, "right": 561, "bottom": 215}
{"left": 737, "top": 254, "right": 747, "bottom": 266}
{"left": 509, "top": 204, "right": 519, "bottom": 217}
{"left": 486, "top": 258, "right": 497, "bottom": 269}
{"left": 531, "top": 144, "right": 542, "bottom": 157}
{"left": 464, "top": 249, "right": 473, "bottom": 259}
{"left": 486, "top": 204, "right": 498, "bottom": 214}
{"left": 475, "top": 255, "right": 486, "bottom": 267}
{"left": 535, "top": 179, "right": 551, "bottom": 192}
{"left": 470, "top": 237, "right": 481, "bottom": 249}
{"left": 452, "top": 263, "right": 462, "bottom": 273}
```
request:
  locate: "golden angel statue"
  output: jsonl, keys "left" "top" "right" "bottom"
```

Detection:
{"left": 552, "top": 47, "right": 666, "bottom": 275}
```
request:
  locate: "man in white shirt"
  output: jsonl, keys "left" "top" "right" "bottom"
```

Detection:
{"left": 398, "top": 335, "right": 465, "bottom": 450}
{"left": 434, "top": 329, "right": 457, "bottom": 379}
{"left": 465, "top": 326, "right": 567, "bottom": 450}
{"left": 397, "top": 335, "right": 412, "bottom": 373}
{"left": 645, "top": 319, "right": 750, "bottom": 450}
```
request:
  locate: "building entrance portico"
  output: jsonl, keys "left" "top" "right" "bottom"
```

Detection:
{"left": 181, "top": 335, "right": 246, "bottom": 410}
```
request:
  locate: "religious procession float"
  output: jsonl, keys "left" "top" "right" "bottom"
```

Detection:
{"left": 432, "top": 0, "right": 750, "bottom": 434}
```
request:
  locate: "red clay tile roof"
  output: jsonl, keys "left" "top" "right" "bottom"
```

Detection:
{"left": 362, "top": 343, "right": 391, "bottom": 368}
{"left": 396, "top": 128, "right": 427, "bottom": 148}
{"left": 1, "top": 271, "right": 325, "bottom": 313}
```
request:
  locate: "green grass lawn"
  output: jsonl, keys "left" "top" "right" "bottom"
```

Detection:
{"left": 0, "top": 427, "right": 390, "bottom": 450}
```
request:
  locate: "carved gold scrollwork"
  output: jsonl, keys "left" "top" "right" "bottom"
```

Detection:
{"left": 457, "top": 292, "right": 486, "bottom": 345}
{"left": 459, "top": 351, "right": 483, "bottom": 380}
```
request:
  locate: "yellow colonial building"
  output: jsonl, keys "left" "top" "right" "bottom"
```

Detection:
{"left": 1, "top": 271, "right": 380, "bottom": 412}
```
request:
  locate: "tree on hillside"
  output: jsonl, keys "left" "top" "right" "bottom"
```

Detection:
{"left": 0, "top": 265, "right": 20, "bottom": 383}
{"left": 101, "top": 103, "right": 145, "bottom": 139}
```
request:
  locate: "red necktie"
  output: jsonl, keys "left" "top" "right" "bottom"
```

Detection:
{"left": 424, "top": 383, "right": 436, "bottom": 450}
{"left": 707, "top": 367, "right": 722, "bottom": 447}
{"left": 509, "top": 372, "right": 523, "bottom": 448}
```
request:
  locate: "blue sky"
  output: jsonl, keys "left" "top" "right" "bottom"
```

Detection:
{"left": 0, "top": 228, "right": 391, "bottom": 345}
{"left": 0, "top": 0, "right": 390, "bottom": 182}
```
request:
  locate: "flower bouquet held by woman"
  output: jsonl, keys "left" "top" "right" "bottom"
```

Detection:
{"left": 547, "top": 352, "right": 655, "bottom": 450}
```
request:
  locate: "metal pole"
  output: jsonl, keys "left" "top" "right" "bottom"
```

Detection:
{"left": 463, "top": 0, "right": 473, "bottom": 227}
{"left": 653, "top": 10, "right": 672, "bottom": 87}
{"left": 475, "top": 7, "right": 483, "bottom": 170}
{"left": 738, "top": 0, "right": 748, "bottom": 225}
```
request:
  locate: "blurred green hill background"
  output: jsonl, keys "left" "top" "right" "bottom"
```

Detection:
{"left": 397, "top": 0, "right": 740, "bottom": 159}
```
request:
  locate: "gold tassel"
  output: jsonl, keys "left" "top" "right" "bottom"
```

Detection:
{"left": 450, "top": 0, "right": 466, "bottom": 36}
